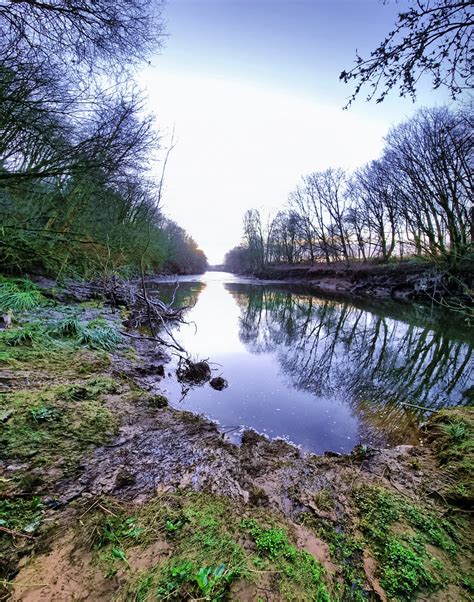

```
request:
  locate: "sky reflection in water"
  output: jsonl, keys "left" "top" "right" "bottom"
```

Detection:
{"left": 153, "top": 272, "right": 473, "bottom": 454}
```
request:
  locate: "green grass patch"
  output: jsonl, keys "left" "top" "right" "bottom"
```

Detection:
{"left": 0, "top": 277, "right": 46, "bottom": 313}
{"left": 81, "top": 493, "right": 332, "bottom": 601}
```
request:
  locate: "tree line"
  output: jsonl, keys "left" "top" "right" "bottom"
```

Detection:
{"left": 225, "top": 105, "right": 472, "bottom": 274}
{"left": 0, "top": 0, "right": 207, "bottom": 278}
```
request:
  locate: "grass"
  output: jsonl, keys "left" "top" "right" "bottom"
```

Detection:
{"left": 0, "top": 277, "right": 46, "bottom": 313}
{"left": 426, "top": 409, "right": 474, "bottom": 505}
{"left": 78, "top": 493, "right": 332, "bottom": 601}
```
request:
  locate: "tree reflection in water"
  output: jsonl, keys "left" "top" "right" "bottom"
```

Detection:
{"left": 226, "top": 283, "right": 473, "bottom": 445}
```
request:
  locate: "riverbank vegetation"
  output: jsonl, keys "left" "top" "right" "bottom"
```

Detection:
{"left": 0, "top": 0, "right": 207, "bottom": 278}
{"left": 225, "top": 104, "right": 472, "bottom": 279}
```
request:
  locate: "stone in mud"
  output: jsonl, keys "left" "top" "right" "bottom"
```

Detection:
{"left": 210, "top": 377, "right": 228, "bottom": 391}
{"left": 324, "top": 451, "right": 342, "bottom": 458}
{"left": 0, "top": 409, "right": 14, "bottom": 422}
{"left": 115, "top": 469, "right": 136, "bottom": 489}
{"left": 149, "top": 394, "right": 168, "bottom": 408}
{"left": 136, "top": 363, "right": 165, "bottom": 377}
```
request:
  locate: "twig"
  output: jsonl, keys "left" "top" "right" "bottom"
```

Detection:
{"left": 0, "top": 525, "right": 36, "bottom": 540}
{"left": 401, "top": 402, "right": 437, "bottom": 413}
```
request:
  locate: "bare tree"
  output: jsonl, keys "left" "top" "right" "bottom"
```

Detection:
{"left": 384, "top": 105, "right": 472, "bottom": 267}
{"left": 341, "top": 0, "right": 473, "bottom": 106}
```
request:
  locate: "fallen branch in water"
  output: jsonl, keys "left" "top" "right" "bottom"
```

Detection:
{"left": 401, "top": 402, "right": 437, "bottom": 413}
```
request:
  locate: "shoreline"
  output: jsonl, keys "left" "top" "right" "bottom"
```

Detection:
{"left": 1, "top": 275, "right": 472, "bottom": 601}
{"left": 232, "top": 260, "right": 474, "bottom": 305}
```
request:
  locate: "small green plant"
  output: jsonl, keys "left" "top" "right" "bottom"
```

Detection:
{"left": 97, "top": 515, "right": 144, "bottom": 548}
{"left": 78, "top": 324, "right": 121, "bottom": 352}
{"left": 241, "top": 518, "right": 330, "bottom": 600}
{"left": 380, "top": 537, "right": 439, "bottom": 599}
{"left": 29, "top": 405, "right": 60, "bottom": 422}
{"left": 442, "top": 421, "right": 467, "bottom": 442}
{"left": 0, "top": 278, "right": 45, "bottom": 313}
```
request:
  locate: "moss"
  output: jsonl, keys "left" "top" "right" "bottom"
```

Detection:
{"left": 148, "top": 394, "right": 168, "bottom": 409}
{"left": 425, "top": 408, "right": 474, "bottom": 505}
{"left": 0, "top": 381, "right": 118, "bottom": 471}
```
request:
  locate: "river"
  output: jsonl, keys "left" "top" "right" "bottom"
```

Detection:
{"left": 150, "top": 271, "right": 473, "bottom": 454}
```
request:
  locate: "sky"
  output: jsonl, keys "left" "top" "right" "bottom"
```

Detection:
{"left": 139, "top": 0, "right": 451, "bottom": 264}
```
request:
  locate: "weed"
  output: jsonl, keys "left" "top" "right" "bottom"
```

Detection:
{"left": 52, "top": 315, "right": 83, "bottom": 338}
{"left": 241, "top": 518, "right": 331, "bottom": 601}
{"left": 441, "top": 420, "right": 467, "bottom": 442}
{"left": 353, "top": 485, "right": 459, "bottom": 600}
{"left": 300, "top": 513, "right": 367, "bottom": 601}
{"left": 29, "top": 405, "right": 60, "bottom": 422}
{"left": 0, "top": 277, "right": 45, "bottom": 313}
{"left": 313, "top": 488, "right": 335, "bottom": 512}
{"left": 0, "top": 497, "right": 43, "bottom": 533}
{"left": 78, "top": 324, "right": 121, "bottom": 352}
{"left": 1, "top": 323, "right": 48, "bottom": 347}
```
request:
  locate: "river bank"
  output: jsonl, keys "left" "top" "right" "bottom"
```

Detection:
{"left": 248, "top": 260, "right": 474, "bottom": 305}
{"left": 1, "top": 275, "right": 473, "bottom": 601}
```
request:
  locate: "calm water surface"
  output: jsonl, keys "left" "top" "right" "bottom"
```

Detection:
{"left": 151, "top": 271, "right": 473, "bottom": 454}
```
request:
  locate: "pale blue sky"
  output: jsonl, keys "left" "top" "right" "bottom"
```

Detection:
{"left": 140, "top": 0, "right": 452, "bottom": 263}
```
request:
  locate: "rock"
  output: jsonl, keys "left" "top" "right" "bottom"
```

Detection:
{"left": 210, "top": 377, "right": 228, "bottom": 391}
{"left": 324, "top": 451, "right": 342, "bottom": 458}
{"left": 149, "top": 394, "right": 168, "bottom": 408}
{"left": 0, "top": 409, "right": 14, "bottom": 422}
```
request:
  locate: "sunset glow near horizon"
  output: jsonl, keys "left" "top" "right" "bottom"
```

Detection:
{"left": 140, "top": 0, "right": 452, "bottom": 264}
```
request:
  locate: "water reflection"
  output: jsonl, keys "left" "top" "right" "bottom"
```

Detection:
{"left": 153, "top": 273, "right": 473, "bottom": 453}
{"left": 227, "top": 284, "right": 473, "bottom": 444}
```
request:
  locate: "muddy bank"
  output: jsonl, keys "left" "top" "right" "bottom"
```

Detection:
{"left": 1, "top": 276, "right": 473, "bottom": 601}
{"left": 250, "top": 261, "right": 474, "bottom": 303}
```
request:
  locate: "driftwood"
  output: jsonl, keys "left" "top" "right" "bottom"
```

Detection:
{"left": 97, "top": 275, "right": 189, "bottom": 354}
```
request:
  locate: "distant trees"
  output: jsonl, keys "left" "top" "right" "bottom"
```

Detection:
{"left": 226, "top": 105, "right": 472, "bottom": 273}
{"left": 0, "top": 0, "right": 208, "bottom": 276}
{"left": 341, "top": 0, "right": 473, "bottom": 105}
